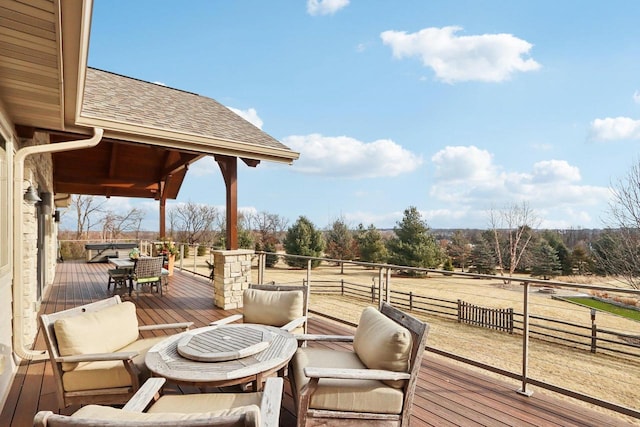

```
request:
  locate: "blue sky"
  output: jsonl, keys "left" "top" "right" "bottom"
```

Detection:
{"left": 80, "top": 0, "right": 640, "bottom": 232}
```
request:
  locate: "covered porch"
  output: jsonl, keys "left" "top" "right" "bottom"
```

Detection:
{"left": 1, "top": 262, "right": 632, "bottom": 427}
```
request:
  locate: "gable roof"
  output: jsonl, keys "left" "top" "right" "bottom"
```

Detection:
{"left": 78, "top": 68, "right": 298, "bottom": 164}
{"left": 0, "top": 0, "right": 298, "bottom": 202}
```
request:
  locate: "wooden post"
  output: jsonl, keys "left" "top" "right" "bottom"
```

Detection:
{"left": 517, "top": 282, "right": 533, "bottom": 396}
{"left": 409, "top": 292, "right": 413, "bottom": 311}
{"left": 341, "top": 279, "right": 344, "bottom": 296}
{"left": 159, "top": 196, "right": 166, "bottom": 238}
{"left": 377, "top": 268, "right": 384, "bottom": 309}
{"left": 385, "top": 267, "right": 391, "bottom": 304}
{"left": 216, "top": 155, "right": 238, "bottom": 250}
{"left": 590, "top": 309, "right": 597, "bottom": 353}
{"left": 257, "top": 252, "right": 264, "bottom": 285}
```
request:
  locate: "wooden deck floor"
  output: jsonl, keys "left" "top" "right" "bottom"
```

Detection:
{"left": 1, "top": 261, "right": 636, "bottom": 427}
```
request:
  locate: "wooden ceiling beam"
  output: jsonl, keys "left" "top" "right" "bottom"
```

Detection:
{"left": 241, "top": 157, "right": 260, "bottom": 168}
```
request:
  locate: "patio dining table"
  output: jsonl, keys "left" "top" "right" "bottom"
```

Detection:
{"left": 145, "top": 324, "right": 298, "bottom": 391}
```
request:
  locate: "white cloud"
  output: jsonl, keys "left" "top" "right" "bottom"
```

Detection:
{"left": 307, "top": 0, "right": 349, "bottom": 16}
{"left": 531, "top": 160, "right": 580, "bottom": 183}
{"left": 153, "top": 81, "right": 166, "bottom": 86}
{"left": 590, "top": 117, "right": 640, "bottom": 141}
{"left": 227, "top": 106, "right": 264, "bottom": 129}
{"left": 634, "top": 91, "right": 640, "bottom": 104}
{"left": 380, "top": 26, "right": 541, "bottom": 83}
{"left": 428, "top": 146, "right": 610, "bottom": 227}
{"left": 431, "top": 145, "right": 497, "bottom": 182}
{"left": 283, "top": 134, "right": 422, "bottom": 178}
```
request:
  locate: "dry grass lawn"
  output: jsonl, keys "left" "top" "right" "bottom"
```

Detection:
{"left": 181, "top": 255, "right": 640, "bottom": 424}
{"left": 260, "top": 262, "right": 640, "bottom": 424}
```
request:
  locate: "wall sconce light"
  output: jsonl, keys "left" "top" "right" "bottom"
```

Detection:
{"left": 23, "top": 181, "right": 41, "bottom": 205}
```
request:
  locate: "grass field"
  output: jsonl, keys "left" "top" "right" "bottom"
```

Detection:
{"left": 179, "top": 254, "right": 640, "bottom": 424}
{"left": 562, "top": 296, "right": 640, "bottom": 321}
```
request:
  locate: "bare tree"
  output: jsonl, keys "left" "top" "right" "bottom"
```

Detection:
{"left": 168, "top": 208, "right": 178, "bottom": 238}
{"left": 489, "top": 201, "right": 541, "bottom": 281}
{"left": 100, "top": 208, "right": 145, "bottom": 240}
{"left": 592, "top": 161, "right": 640, "bottom": 289}
{"left": 71, "top": 195, "right": 106, "bottom": 239}
{"left": 170, "top": 201, "right": 220, "bottom": 244}
{"left": 249, "top": 211, "right": 289, "bottom": 247}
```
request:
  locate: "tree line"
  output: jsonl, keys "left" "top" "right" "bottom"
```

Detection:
{"left": 61, "top": 160, "right": 640, "bottom": 290}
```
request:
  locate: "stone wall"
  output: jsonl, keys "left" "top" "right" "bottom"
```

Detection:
{"left": 212, "top": 249, "right": 253, "bottom": 309}
{"left": 20, "top": 131, "right": 54, "bottom": 344}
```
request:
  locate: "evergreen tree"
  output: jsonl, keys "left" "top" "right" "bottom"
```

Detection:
{"left": 442, "top": 257, "right": 454, "bottom": 273}
{"left": 570, "top": 244, "right": 593, "bottom": 275}
{"left": 356, "top": 224, "right": 388, "bottom": 264}
{"left": 238, "top": 228, "right": 254, "bottom": 249}
{"left": 283, "top": 216, "right": 325, "bottom": 269}
{"left": 448, "top": 230, "right": 471, "bottom": 271}
{"left": 386, "top": 206, "right": 442, "bottom": 274}
{"left": 471, "top": 236, "right": 496, "bottom": 274}
{"left": 325, "top": 218, "right": 355, "bottom": 261}
{"left": 530, "top": 241, "right": 562, "bottom": 280}
{"left": 540, "top": 230, "right": 572, "bottom": 275}
{"left": 263, "top": 241, "right": 279, "bottom": 267}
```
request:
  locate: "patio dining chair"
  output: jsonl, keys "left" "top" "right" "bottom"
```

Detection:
{"left": 289, "top": 302, "right": 429, "bottom": 427}
{"left": 40, "top": 296, "right": 193, "bottom": 409}
{"left": 107, "top": 268, "right": 131, "bottom": 296}
{"left": 33, "top": 376, "right": 283, "bottom": 427}
{"left": 133, "top": 256, "right": 165, "bottom": 296}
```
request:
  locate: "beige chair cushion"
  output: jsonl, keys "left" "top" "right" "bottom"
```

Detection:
{"left": 73, "top": 404, "right": 261, "bottom": 424}
{"left": 243, "top": 289, "right": 303, "bottom": 327}
{"left": 61, "top": 336, "right": 166, "bottom": 392}
{"left": 54, "top": 301, "right": 140, "bottom": 371}
{"left": 291, "top": 347, "right": 404, "bottom": 414}
{"left": 148, "top": 392, "right": 262, "bottom": 413}
{"left": 353, "top": 306, "right": 412, "bottom": 388}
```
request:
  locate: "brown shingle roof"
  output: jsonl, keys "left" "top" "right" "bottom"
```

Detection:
{"left": 81, "top": 68, "right": 293, "bottom": 152}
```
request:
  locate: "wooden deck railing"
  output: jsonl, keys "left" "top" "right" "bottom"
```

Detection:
{"left": 255, "top": 251, "right": 640, "bottom": 420}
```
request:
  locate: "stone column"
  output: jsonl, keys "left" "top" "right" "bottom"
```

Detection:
{"left": 212, "top": 249, "right": 253, "bottom": 309}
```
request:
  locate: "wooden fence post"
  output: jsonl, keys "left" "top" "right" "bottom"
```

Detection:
{"left": 341, "top": 279, "right": 344, "bottom": 296}
{"left": 409, "top": 292, "right": 413, "bottom": 311}
{"left": 591, "top": 309, "right": 597, "bottom": 353}
{"left": 457, "top": 299, "right": 462, "bottom": 323}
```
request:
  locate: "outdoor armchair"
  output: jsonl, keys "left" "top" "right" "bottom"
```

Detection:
{"left": 211, "top": 283, "right": 309, "bottom": 334}
{"left": 33, "top": 376, "right": 284, "bottom": 427}
{"left": 40, "top": 295, "right": 193, "bottom": 409}
{"left": 289, "top": 302, "right": 429, "bottom": 427}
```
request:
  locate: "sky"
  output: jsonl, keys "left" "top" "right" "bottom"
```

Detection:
{"left": 78, "top": 0, "right": 640, "bottom": 232}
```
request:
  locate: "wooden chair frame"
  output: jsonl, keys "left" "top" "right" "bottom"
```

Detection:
{"left": 289, "top": 302, "right": 430, "bottom": 427}
{"left": 33, "top": 376, "right": 284, "bottom": 427}
{"left": 40, "top": 296, "right": 192, "bottom": 409}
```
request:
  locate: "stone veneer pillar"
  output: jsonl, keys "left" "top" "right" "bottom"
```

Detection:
{"left": 212, "top": 249, "right": 253, "bottom": 309}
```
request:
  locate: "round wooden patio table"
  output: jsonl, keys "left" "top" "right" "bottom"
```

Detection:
{"left": 145, "top": 324, "right": 297, "bottom": 391}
